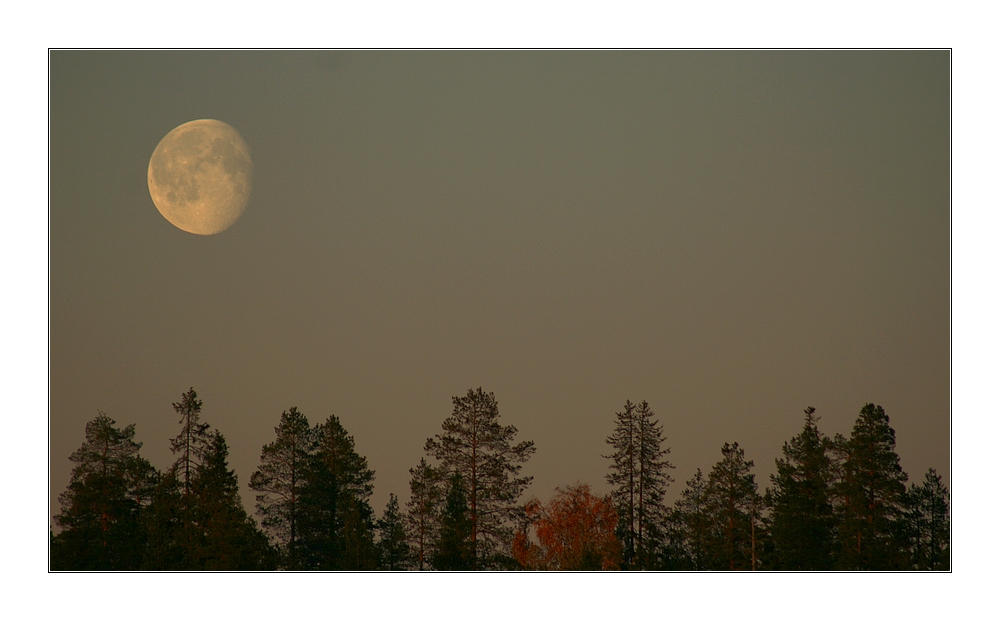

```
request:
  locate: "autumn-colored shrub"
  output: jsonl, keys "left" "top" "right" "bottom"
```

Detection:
{"left": 513, "top": 483, "right": 620, "bottom": 570}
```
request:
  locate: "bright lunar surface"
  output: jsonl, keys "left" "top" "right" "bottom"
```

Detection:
{"left": 147, "top": 119, "right": 253, "bottom": 235}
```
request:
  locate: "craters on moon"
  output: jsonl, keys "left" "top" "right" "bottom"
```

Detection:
{"left": 148, "top": 119, "right": 253, "bottom": 235}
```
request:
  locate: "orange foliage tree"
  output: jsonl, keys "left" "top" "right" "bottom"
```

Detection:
{"left": 513, "top": 483, "right": 620, "bottom": 570}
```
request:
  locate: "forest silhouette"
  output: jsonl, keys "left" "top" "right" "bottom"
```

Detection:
{"left": 50, "top": 387, "right": 949, "bottom": 571}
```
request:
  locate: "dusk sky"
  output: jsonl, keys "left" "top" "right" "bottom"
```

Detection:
{"left": 50, "top": 50, "right": 949, "bottom": 532}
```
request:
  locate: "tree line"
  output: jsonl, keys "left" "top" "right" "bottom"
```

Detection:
{"left": 51, "top": 387, "right": 949, "bottom": 571}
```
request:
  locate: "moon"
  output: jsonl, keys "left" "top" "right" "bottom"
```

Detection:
{"left": 147, "top": 119, "right": 252, "bottom": 235}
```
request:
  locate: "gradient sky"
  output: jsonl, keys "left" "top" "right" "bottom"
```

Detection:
{"left": 50, "top": 50, "right": 949, "bottom": 523}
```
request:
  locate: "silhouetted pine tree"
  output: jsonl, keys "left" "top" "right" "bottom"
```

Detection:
{"left": 667, "top": 468, "right": 712, "bottom": 570}
{"left": 908, "top": 468, "right": 950, "bottom": 570}
{"left": 432, "top": 473, "right": 475, "bottom": 571}
{"left": 704, "top": 442, "right": 761, "bottom": 570}
{"left": 142, "top": 468, "right": 186, "bottom": 569}
{"left": 835, "top": 404, "right": 910, "bottom": 570}
{"left": 165, "top": 388, "right": 213, "bottom": 567}
{"left": 656, "top": 510, "right": 691, "bottom": 570}
{"left": 52, "top": 412, "right": 156, "bottom": 570}
{"left": 404, "top": 457, "right": 443, "bottom": 570}
{"left": 299, "top": 414, "right": 377, "bottom": 570}
{"left": 170, "top": 388, "right": 211, "bottom": 503}
{"left": 144, "top": 388, "right": 272, "bottom": 569}
{"left": 250, "top": 407, "right": 314, "bottom": 569}
{"left": 121, "top": 439, "right": 160, "bottom": 566}
{"left": 767, "top": 407, "right": 837, "bottom": 570}
{"left": 190, "top": 430, "right": 276, "bottom": 569}
{"left": 377, "top": 494, "right": 413, "bottom": 570}
{"left": 604, "top": 400, "right": 674, "bottom": 570}
{"left": 424, "top": 388, "right": 535, "bottom": 569}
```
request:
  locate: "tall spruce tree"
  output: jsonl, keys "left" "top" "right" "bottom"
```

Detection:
{"left": 404, "top": 457, "right": 443, "bottom": 570}
{"left": 142, "top": 467, "right": 186, "bottom": 569}
{"left": 377, "top": 494, "right": 413, "bottom": 570}
{"left": 835, "top": 403, "right": 909, "bottom": 570}
{"left": 432, "top": 473, "right": 476, "bottom": 571}
{"left": 190, "top": 431, "right": 276, "bottom": 569}
{"left": 250, "top": 407, "right": 315, "bottom": 569}
{"left": 145, "top": 392, "right": 275, "bottom": 570}
{"left": 668, "top": 468, "right": 712, "bottom": 570}
{"left": 908, "top": 468, "right": 950, "bottom": 571}
{"left": 166, "top": 387, "right": 213, "bottom": 567}
{"left": 825, "top": 430, "right": 850, "bottom": 543}
{"left": 299, "top": 414, "right": 378, "bottom": 570}
{"left": 169, "top": 388, "right": 211, "bottom": 502}
{"left": 424, "top": 388, "right": 535, "bottom": 569}
{"left": 767, "top": 407, "right": 836, "bottom": 570}
{"left": 52, "top": 412, "right": 156, "bottom": 570}
{"left": 704, "top": 442, "right": 761, "bottom": 570}
{"left": 604, "top": 400, "right": 674, "bottom": 570}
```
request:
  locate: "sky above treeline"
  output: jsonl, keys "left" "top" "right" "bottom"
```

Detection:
{"left": 50, "top": 50, "right": 949, "bottom": 521}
